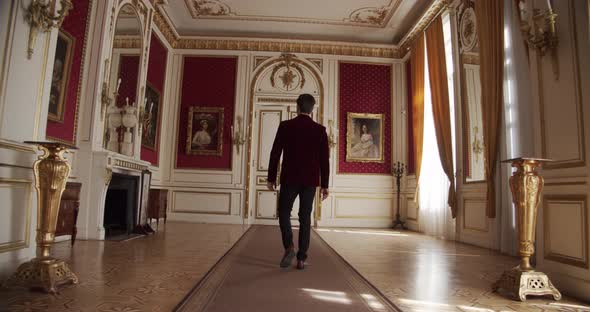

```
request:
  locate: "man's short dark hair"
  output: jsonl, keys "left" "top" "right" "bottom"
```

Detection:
{"left": 297, "top": 94, "right": 316, "bottom": 114}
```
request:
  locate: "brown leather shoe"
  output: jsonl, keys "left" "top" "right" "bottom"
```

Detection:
{"left": 296, "top": 260, "right": 305, "bottom": 270}
{"left": 280, "top": 248, "right": 295, "bottom": 268}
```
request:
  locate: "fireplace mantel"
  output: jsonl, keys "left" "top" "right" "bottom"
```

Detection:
{"left": 76, "top": 150, "right": 151, "bottom": 240}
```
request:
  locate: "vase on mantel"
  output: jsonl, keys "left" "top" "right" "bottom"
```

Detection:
{"left": 121, "top": 104, "right": 137, "bottom": 156}
{"left": 106, "top": 104, "right": 122, "bottom": 152}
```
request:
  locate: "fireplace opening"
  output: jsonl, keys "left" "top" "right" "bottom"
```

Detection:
{"left": 104, "top": 173, "right": 139, "bottom": 239}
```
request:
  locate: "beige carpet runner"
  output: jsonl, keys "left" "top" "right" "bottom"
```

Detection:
{"left": 175, "top": 225, "right": 401, "bottom": 312}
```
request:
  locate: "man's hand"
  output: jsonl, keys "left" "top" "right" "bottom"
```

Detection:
{"left": 321, "top": 188, "right": 329, "bottom": 201}
{"left": 267, "top": 181, "right": 276, "bottom": 191}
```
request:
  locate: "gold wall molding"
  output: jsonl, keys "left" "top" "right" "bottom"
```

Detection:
{"left": 398, "top": 0, "right": 448, "bottom": 54}
{"left": 543, "top": 194, "right": 589, "bottom": 269}
{"left": 254, "top": 56, "right": 272, "bottom": 70}
{"left": 175, "top": 38, "right": 400, "bottom": 58}
{"left": 47, "top": 0, "right": 93, "bottom": 145}
{"left": 257, "top": 97, "right": 297, "bottom": 104}
{"left": 152, "top": 8, "right": 180, "bottom": 47}
{"left": 113, "top": 37, "right": 142, "bottom": 49}
{"left": 308, "top": 58, "right": 323, "bottom": 73}
{"left": 0, "top": 179, "right": 32, "bottom": 253}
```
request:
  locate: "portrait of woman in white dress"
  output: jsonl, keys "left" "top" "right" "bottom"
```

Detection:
{"left": 186, "top": 107, "right": 224, "bottom": 156}
{"left": 346, "top": 113, "right": 383, "bottom": 162}
{"left": 192, "top": 120, "right": 212, "bottom": 149}
{"left": 350, "top": 124, "right": 379, "bottom": 158}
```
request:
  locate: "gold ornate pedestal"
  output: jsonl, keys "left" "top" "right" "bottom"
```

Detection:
{"left": 6, "top": 142, "right": 79, "bottom": 293}
{"left": 492, "top": 158, "right": 561, "bottom": 301}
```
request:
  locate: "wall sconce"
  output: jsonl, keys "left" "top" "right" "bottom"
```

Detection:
{"left": 26, "top": 0, "right": 73, "bottom": 59}
{"left": 327, "top": 119, "right": 338, "bottom": 149}
{"left": 518, "top": 0, "right": 559, "bottom": 79}
{"left": 231, "top": 116, "right": 246, "bottom": 154}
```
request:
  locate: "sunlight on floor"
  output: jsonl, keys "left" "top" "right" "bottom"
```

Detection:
{"left": 361, "top": 293, "right": 386, "bottom": 309}
{"left": 301, "top": 288, "right": 352, "bottom": 304}
{"left": 316, "top": 228, "right": 409, "bottom": 237}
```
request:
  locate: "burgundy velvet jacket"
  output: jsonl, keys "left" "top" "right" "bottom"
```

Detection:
{"left": 267, "top": 115, "right": 330, "bottom": 189}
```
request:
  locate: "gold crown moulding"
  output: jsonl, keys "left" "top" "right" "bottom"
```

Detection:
{"left": 151, "top": 10, "right": 400, "bottom": 58}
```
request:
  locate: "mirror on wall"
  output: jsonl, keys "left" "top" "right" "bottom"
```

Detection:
{"left": 462, "top": 63, "right": 485, "bottom": 183}
{"left": 104, "top": 4, "right": 142, "bottom": 155}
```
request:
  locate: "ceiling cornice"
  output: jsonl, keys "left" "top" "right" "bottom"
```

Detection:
{"left": 151, "top": 1, "right": 448, "bottom": 59}
{"left": 398, "top": 0, "right": 449, "bottom": 54}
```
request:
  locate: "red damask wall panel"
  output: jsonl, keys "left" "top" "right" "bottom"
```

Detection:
{"left": 116, "top": 55, "right": 139, "bottom": 107}
{"left": 141, "top": 34, "right": 168, "bottom": 166}
{"left": 46, "top": 0, "right": 92, "bottom": 144}
{"left": 406, "top": 61, "right": 416, "bottom": 174}
{"left": 176, "top": 56, "right": 236, "bottom": 169}
{"left": 338, "top": 62, "right": 392, "bottom": 174}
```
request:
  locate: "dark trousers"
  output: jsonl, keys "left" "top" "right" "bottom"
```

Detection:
{"left": 278, "top": 184, "right": 316, "bottom": 261}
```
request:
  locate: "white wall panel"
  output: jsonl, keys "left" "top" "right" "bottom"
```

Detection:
{"left": 172, "top": 191, "right": 232, "bottom": 215}
{"left": 334, "top": 195, "right": 393, "bottom": 219}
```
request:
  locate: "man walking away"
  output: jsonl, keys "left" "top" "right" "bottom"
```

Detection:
{"left": 267, "top": 93, "right": 330, "bottom": 270}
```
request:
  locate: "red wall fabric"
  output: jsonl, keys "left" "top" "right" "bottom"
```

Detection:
{"left": 46, "top": 0, "right": 91, "bottom": 144}
{"left": 116, "top": 55, "right": 140, "bottom": 107}
{"left": 338, "top": 62, "right": 392, "bottom": 174}
{"left": 176, "top": 57, "right": 236, "bottom": 169}
{"left": 406, "top": 61, "right": 416, "bottom": 174}
{"left": 141, "top": 34, "right": 168, "bottom": 166}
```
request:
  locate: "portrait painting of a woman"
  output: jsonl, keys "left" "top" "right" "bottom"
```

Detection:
{"left": 186, "top": 107, "right": 224, "bottom": 156}
{"left": 346, "top": 113, "right": 384, "bottom": 162}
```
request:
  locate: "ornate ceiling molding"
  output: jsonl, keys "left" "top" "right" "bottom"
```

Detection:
{"left": 152, "top": 2, "right": 401, "bottom": 58}
{"left": 398, "top": 0, "right": 449, "bottom": 54}
{"left": 175, "top": 37, "right": 400, "bottom": 58}
{"left": 113, "top": 37, "right": 142, "bottom": 49}
{"left": 183, "top": 0, "right": 401, "bottom": 28}
{"left": 153, "top": 8, "right": 180, "bottom": 46}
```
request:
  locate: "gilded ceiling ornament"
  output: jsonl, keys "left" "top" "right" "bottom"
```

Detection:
{"left": 188, "top": 0, "right": 233, "bottom": 17}
{"left": 270, "top": 54, "right": 306, "bottom": 92}
{"left": 349, "top": 6, "right": 389, "bottom": 26}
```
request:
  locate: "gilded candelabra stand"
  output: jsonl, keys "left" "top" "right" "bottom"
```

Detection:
{"left": 27, "top": 0, "right": 73, "bottom": 59}
{"left": 492, "top": 158, "right": 561, "bottom": 301}
{"left": 231, "top": 116, "right": 246, "bottom": 154}
{"left": 392, "top": 161, "right": 407, "bottom": 230}
{"left": 6, "top": 142, "right": 79, "bottom": 293}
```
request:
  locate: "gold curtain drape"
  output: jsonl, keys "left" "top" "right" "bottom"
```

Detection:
{"left": 425, "top": 16, "right": 457, "bottom": 217}
{"left": 410, "top": 33, "right": 425, "bottom": 182}
{"left": 475, "top": 0, "right": 504, "bottom": 218}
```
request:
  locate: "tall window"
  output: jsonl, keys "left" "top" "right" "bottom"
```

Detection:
{"left": 418, "top": 12, "right": 457, "bottom": 238}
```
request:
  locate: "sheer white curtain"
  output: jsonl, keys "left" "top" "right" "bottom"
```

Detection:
{"left": 418, "top": 13, "right": 456, "bottom": 239}
{"left": 498, "top": 0, "right": 534, "bottom": 255}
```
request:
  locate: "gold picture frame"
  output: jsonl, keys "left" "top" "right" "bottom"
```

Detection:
{"left": 48, "top": 30, "right": 75, "bottom": 123}
{"left": 141, "top": 82, "right": 161, "bottom": 151}
{"left": 186, "top": 107, "right": 224, "bottom": 156}
{"left": 346, "top": 112, "right": 384, "bottom": 163}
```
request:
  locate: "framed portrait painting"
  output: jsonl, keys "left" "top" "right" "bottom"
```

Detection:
{"left": 186, "top": 107, "right": 224, "bottom": 156}
{"left": 346, "top": 113, "right": 384, "bottom": 163}
{"left": 48, "top": 30, "right": 75, "bottom": 122}
{"left": 141, "top": 83, "right": 161, "bottom": 151}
